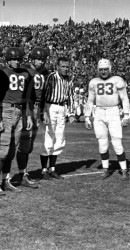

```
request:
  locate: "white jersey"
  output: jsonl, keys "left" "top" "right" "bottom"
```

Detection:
{"left": 90, "top": 76, "right": 126, "bottom": 107}
{"left": 85, "top": 75, "right": 130, "bottom": 116}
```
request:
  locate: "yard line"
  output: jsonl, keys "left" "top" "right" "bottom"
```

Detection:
{"left": 67, "top": 141, "right": 95, "bottom": 144}
{"left": 125, "top": 150, "right": 130, "bottom": 153}
{"left": 62, "top": 171, "right": 103, "bottom": 178}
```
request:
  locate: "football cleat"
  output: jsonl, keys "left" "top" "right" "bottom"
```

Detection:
{"left": 1, "top": 179, "right": 22, "bottom": 193}
{"left": 42, "top": 171, "right": 51, "bottom": 180}
{"left": 101, "top": 169, "right": 112, "bottom": 180}
{"left": 20, "top": 174, "right": 39, "bottom": 188}
{"left": 121, "top": 170, "right": 129, "bottom": 181}
{"left": 50, "top": 171, "right": 64, "bottom": 180}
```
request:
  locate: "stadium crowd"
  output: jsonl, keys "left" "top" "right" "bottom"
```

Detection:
{"left": 0, "top": 17, "right": 130, "bottom": 95}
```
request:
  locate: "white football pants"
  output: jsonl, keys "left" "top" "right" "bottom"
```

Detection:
{"left": 93, "top": 106, "right": 124, "bottom": 155}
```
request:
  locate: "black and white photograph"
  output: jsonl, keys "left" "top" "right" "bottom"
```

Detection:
{"left": 0, "top": 0, "right": 130, "bottom": 249}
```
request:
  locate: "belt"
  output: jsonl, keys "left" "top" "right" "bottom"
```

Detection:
{"left": 96, "top": 106, "right": 118, "bottom": 110}
{"left": 46, "top": 101, "right": 65, "bottom": 106}
{"left": 34, "top": 102, "right": 40, "bottom": 107}
{"left": 11, "top": 103, "right": 23, "bottom": 109}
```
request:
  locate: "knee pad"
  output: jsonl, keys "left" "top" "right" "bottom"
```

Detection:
{"left": 0, "top": 145, "right": 10, "bottom": 160}
{"left": 98, "top": 138, "right": 109, "bottom": 154}
{"left": 0, "top": 145, "right": 15, "bottom": 161}
{"left": 111, "top": 138, "right": 124, "bottom": 155}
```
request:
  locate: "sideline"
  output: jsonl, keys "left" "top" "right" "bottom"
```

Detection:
{"left": 62, "top": 171, "right": 103, "bottom": 178}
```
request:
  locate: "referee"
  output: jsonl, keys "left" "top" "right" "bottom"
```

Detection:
{"left": 40, "top": 56, "right": 73, "bottom": 180}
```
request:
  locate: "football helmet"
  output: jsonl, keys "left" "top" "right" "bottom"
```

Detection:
{"left": 75, "top": 87, "right": 79, "bottom": 92}
{"left": 79, "top": 88, "right": 85, "bottom": 94}
{"left": 5, "top": 47, "right": 24, "bottom": 61}
{"left": 97, "top": 59, "right": 112, "bottom": 72}
{"left": 30, "top": 47, "right": 48, "bottom": 60}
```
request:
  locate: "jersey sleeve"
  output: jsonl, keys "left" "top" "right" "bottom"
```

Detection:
{"left": 23, "top": 74, "right": 35, "bottom": 117}
{"left": 116, "top": 76, "right": 130, "bottom": 114}
{"left": 0, "top": 70, "right": 9, "bottom": 120}
{"left": 0, "top": 69, "right": 9, "bottom": 101}
{"left": 115, "top": 76, "right": 126, "bottom": 90}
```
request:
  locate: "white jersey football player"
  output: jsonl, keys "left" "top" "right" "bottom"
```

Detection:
{"left": 85, "top": 59, "right": 130, "bottom": 180}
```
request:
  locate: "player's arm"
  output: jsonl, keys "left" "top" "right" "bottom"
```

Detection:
{"left": 40, "top": 73, "right": 52, "bottom": 124}
{"left": 40, "top": 73, "right": 49, "bottom": 114}
{"left": 0, "top": 70, "right": 10, "bottom": 132}
{"left": 117, "top": 79, "right": 130, "bottom": 126}
{"left": 84, "top": 81, "right": 95, "bottom": 129}
{"left": 0, "top": 103, "right": 4, "bottom": 133}
{"left": 23, "top": 75, "right": 34, "bottom": 130}
{"left": 0, "top": 103, "right": 2, "bottom": 122}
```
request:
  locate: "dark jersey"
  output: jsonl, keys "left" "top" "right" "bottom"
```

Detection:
{"left": 2, "top": 67, "right": 31, "bottom": 105}
{"left": 0, "top": 69, "right": 9, "bottom": 103}
{"left": 36, "top": 66, "right": 49, "bottom": 106}
{"left": 0, "top": 69, "right": 10, "bottom": 120}
{"left": 21, "top": 64, "right": 49, "bottom": 104}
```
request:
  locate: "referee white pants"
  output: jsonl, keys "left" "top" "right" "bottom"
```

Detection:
{"left": 41, "top": 103, "right": 66, "bottom": 156}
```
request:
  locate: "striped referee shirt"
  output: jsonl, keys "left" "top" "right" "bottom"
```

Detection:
{"left": 45, "top": 71, "right": 73, "bottom": 104}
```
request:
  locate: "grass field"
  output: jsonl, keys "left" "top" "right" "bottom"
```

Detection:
{"left": 0, "top": 120, "right": 130, "bottom": 250}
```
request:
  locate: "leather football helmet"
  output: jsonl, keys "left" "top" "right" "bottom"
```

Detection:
{"left": 5, "top": 47, "right": 24, "bottom": 61}
{"left": 30, "top": 47, "right": 48, "bottom": 60}
{"left": 97, "top": 59, "right": 112, "bottom": 72}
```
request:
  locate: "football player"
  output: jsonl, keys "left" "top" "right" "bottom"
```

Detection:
{"left": 0, "top": 47, "right": 39, "bottom": 194}
{"left": 18, "top": 46, "right": 49, "bottom": 180}
{"left": 85, "top": 58, "right": 130, "bottom": 180}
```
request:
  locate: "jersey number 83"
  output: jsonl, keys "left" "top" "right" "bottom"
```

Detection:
{"left": 9, "top": 74, "right": 25, "bottom": 91}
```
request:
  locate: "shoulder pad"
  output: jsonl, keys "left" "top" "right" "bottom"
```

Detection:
{"left": 115, "top": 76, "right": 126, "bottom": 89}
{"left": 1, "top": 67, "right": 9, "bottom": 74}
{"left": 24, "top": 67, "right": 36, "bottom": 77}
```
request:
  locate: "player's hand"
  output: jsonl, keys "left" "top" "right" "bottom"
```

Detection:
{"left": 121, "top": 114, "right": 129, "bottom": 127}
{"left": 0, "top": 121, "right": 5, "bottom": 133}
{"left": 26, "top": 116, "right": 33, "bottom": 130}
{"left": 85, "top": 117, "right": 92, "bottom": 129}
{"left": 43, "top": 112, "right": 49, "bottom": 125}
{"left": 69, "top": 113, "right": 76, "bottom": 124}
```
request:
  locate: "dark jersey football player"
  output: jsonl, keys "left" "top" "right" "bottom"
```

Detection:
{"left": 0, "top": 47, "right": 39, "bottom": 194}
{"left": 18, "top": 46, "right": 49, "bottom": 181}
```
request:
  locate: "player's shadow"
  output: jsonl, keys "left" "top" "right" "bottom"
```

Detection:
{"left": 97, "top": 159, "right": 130, "bottom": 175}
{"left": 21, "top": 159, "right": 95, "bottom": 180}
{"left": 28, "top": 159, "right": 97, "bottom": 179}
{"left": 11, "top": 159, "right": 95, "bottom": 183}
{"left": 97, "top": 160, "right": 120, "bottom": 171}
{"left": 11, "top": 158, "right": 130, "bottom": 183}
